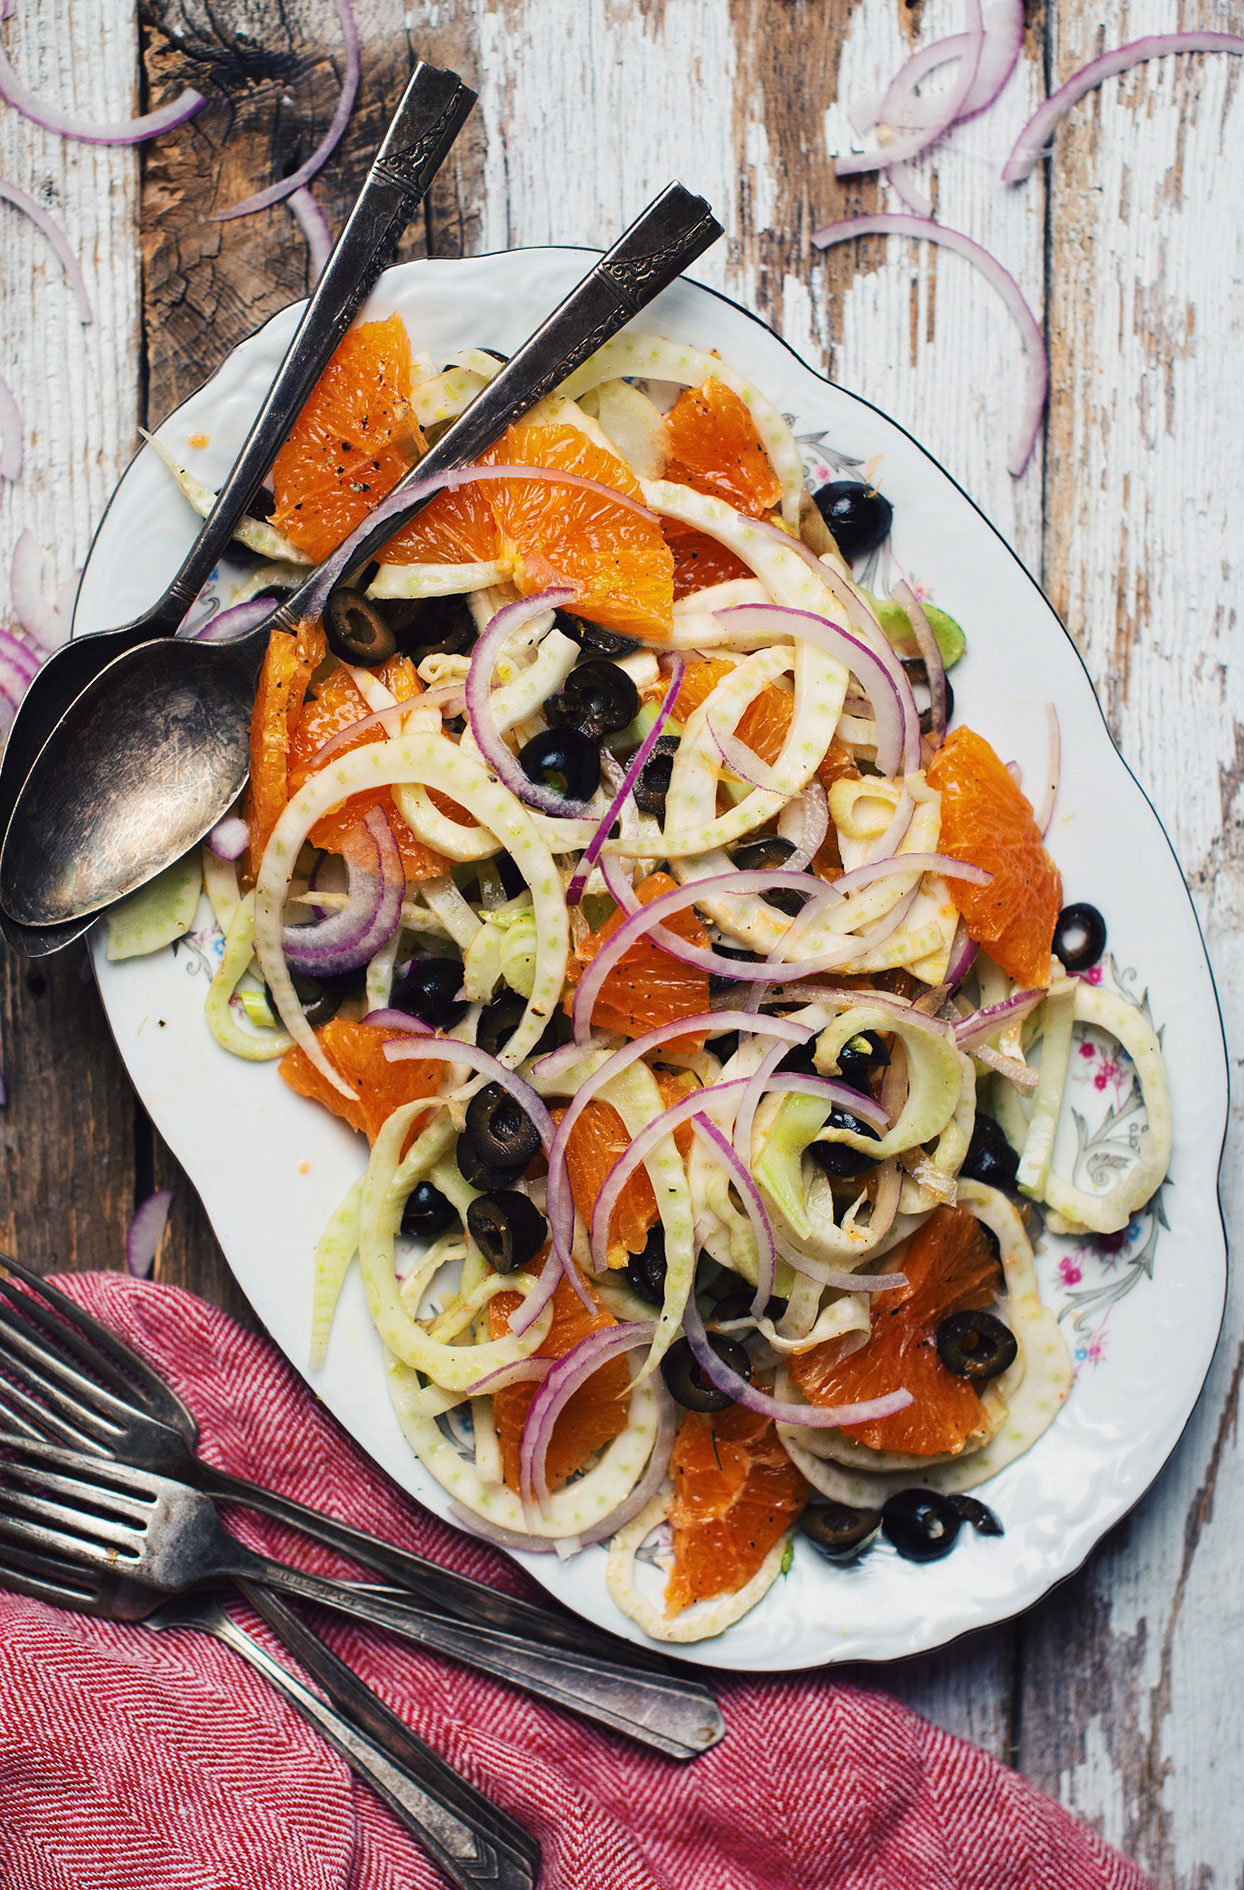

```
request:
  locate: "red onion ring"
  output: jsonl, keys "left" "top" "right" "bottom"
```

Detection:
{"left": 953, "top": 986, "right": 1044, "bottom": 1050}
{"left": 945, "top": 918, "right": 979, "bottom": 991}
{"left": 811, "top": 214, "right": 1048, "bottom": 478}
{"left": 837, "top": 0, "right": 983, "bottom": 177}
{"left": 718, "top": 600, "right": 919, "bottom": 774}
{"left": 0, "top": 626, "right": 39, "bottom": 685}
{"left": 1003, "top": 33, "right": 1244, "bottom": 183}
{"left": 1035, "top": 703, "right": 1061, "bottom": 836}
{"left": 126, "top": 1190, "right": 172, "bottom": 1280}
{"left": 0, "top": 44, "right": 205, "bottom": 144}
{"left": 770, "top": 1225, "right": 909, "bottom": 1295}
{"left": 0, "top": 177, "right": 93, "bottom": 322}
{"left": 216, "top": 0, "right": 360, "bottom": 221}
{"left": 565, "top": 655, "right": 685, "bottom": 905}
{"left": 206, "top": 816, "right": 249, "bottom": 861}
{"left": 360, "top": 1009, "right": 430, "bottom": 1033}
{"left": 282, "top": 807, "right": 404, "bottom": 974}
{"left": 545, "top": 1010, "right": 812, "bottom": 1273}
{"left": 877, "top": 0, "right": 1024, "bottom": 131}
{"left": 894, "top": 579, "right": 947, "bottom": 741}
{"left": 311, "top": 696, "right": 415, "bottom": 765}
{"left": 681, "top": 1281, "right": 911, "bottom": 1429}
{"left": 518, "top": 1322, "right": 653, "bottom": 1512}
{"left": 762, "top": 1071, "right": 889, "bottom": 1130}
{"left": 0, "top": 371, "right": 21, "bottom": 482}
{"left": 288, "top": 185, "right": 332, "bottom": 282}
{"left": 706, "top": 716, "right": 785, "bottom": 792}
{"left": 466, "top": 588, "right": 587, "bottom": 817}
{"left": 690, "top": 1114, "right": 778, "bottom": 1316}
{"left": 191, "top": 598, "right": 276, "bottom": 642}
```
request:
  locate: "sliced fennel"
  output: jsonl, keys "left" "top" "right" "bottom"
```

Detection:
{"left": 106, "top": 850, "right": 202, "bottom": 961}
{"left": 605, "top": 1491, "right": 793, "bottom": 1642}
{"left": 204, "top": 894, "right": 292, "bottom": 1060}
{"left": 144, "top": 431, "right": 309, "bottom": 564}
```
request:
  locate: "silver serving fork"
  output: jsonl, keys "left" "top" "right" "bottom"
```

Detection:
{"left": 0, "top": 1533, "right": 537, "bottom": 1890}
{"left": 0, "top": 1428, "right": 721, "bottom": 1759}
{"left": 0, "top": 1255, "right": 617, "bottom": 1650}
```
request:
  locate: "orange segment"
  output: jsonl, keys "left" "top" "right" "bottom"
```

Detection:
{"left": 557, "top": 1069, "right": 698, "bottom": 1269}
{"left": 279, "top": 1017, "right": 440, "bottom": 1145}
{"left": 383, "top": 479, "right": 501, "bottom": 565}
{"left": 926, "top": 726, "right": 1063, "bottom": 988}
{"left": 244, "top": 623, "right": 326, "bottom": 884}
{"left": 489, "top": 1272, "right": 631, "bottom": 1493}
{"left": 271, "top": 316, "right": 419, "bottom": 561}
{"left": 785, "top": 1205, "right": 1002, "bottom": 1456}
{"left": 664, "top": 519, "right": 754, "bottom": 600}
{"left": 666, "top": 1403, "right": 807, "bottom": 1614}
{"left": 564, "top": 872, "right": 710, "bottom": 1049}
{"left": 664, "top": 379, "right": 783, "bottom": 515}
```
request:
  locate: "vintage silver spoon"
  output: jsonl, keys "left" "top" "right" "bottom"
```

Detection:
{"left": 0, "top": 184, "right": 721, "bottom": 946}
{"left": 0, "top": 59, "right": 476, "bottom": 957}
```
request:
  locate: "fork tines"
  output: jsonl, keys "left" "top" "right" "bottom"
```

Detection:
{"left": 0, "top": 1430, "right": 157, "bottom": 1570}
{"left": 0, "top": 1254, "right": 168, "bottom": 1407}
{"left": 0, "top": 1531, "right": 106, "bottom": 1609}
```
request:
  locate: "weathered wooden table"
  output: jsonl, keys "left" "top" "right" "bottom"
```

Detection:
{"left": 1, "top": 2, "right": 1240, "bottom": 1882}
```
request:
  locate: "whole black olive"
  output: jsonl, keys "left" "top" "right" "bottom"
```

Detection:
{"left": 960, "top": 1114, "right": 1019, "bottom": 1191}
{"left": 271, "top": 970, "right": 353, "bottom": 1029}
{"left": 400, "top": 1180, "right": 458, "bottom": 1243}
{"left": 1053, "top": 902, "right": 1107, "bottom": 973}
{"left": 324, "top": 589, "right": 398, "bottom": 666}
{"left": 387, "top": 591, "right": 476, "bottom": 661}
{"left": 707, "top": 944, "right": 761, "bottom": 1001}
{"left": 553, "top": 607, "right": 640, "bottom": 660}
{"left": 936, "top": 1310, "right": 1018, "bottom": 1382}
{"left": 881, "top": 1488, "right": 963, "bottom": 1562}
{"left": 464, "top": 1082, "right": 541, "bottom": 1172}
{"left": 947, "top": 1493, "right": 1004, "bottom": 1537}
{"left": 456, "top": 1134, "right": 525, "bottom": 1193}
{"left": 712, "top": 1289, "right": 788, "bottom": 1326}
{"left": 518, "top": 728, "right": 601, "bottom": 803}
{"left": 634, "top": 735, "right": 678, "bottom": 819}
{"left": 466, "top": 1189, "right": 548, "bottom": 1273}
{"left": 626, "top": 1225, "right": 667, "bottom": 1307}
{"left": 660, "top": 1333, "right": 752, "bottom": 1412}
{"left": 834, "top": 1030, "right": 890, "bottom": 1093}
{"left": 546, "top": 660, "right": 640, "bottom": 740}
{"left": 390, "top": 957, "right": 466, "bottom": 1029}
{"left": 806, "top": 1107, "right": 880, "bottom": 1179}
{"left": 812, "top": 480, "right": 894, "bottom": 561}
{"left": 800, "top": 1500, "right": 883, "bottom": 1562}
{"left": 733, "top": 835, "right": 807, "bottom": 917}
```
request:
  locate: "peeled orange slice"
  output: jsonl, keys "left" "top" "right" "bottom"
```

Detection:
{"left": 666, "top": 1403, "right": 807, "bottom": 1614}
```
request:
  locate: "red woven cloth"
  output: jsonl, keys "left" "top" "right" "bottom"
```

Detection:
{"left": 0, "top": 1273, "right": 1149, "bottom": 1890}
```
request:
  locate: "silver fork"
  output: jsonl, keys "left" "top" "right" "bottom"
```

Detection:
{"left": 0, "top": 1255, "right": 673, "bottom": 1666}
{"left": 0, "top": 1535, "right": 538, "bottom": 1890}
{"left": 0, "top": 1430, "right": 722, "bottom": 1759}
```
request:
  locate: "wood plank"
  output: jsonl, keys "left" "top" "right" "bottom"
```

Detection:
{"left": 0, "top": 0, "right": 145, "bottom": 1275}
{"left": 1023, "top": 10, "right": 1244, "bottom": 1884}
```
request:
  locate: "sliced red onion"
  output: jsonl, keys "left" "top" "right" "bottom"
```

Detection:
{"left": 946, "top": 918, "right": 979, "bottom": 990}
{"left": 811, "top": 214, "right": 1048, "bottom": 478}
{"left": 954, "top": 986, "right": 1044, "bottom": 1050}
{"left": 589, "top": 1077, "right": 751, "bottom": 1274}
{"left": 207, "top": 815, "right": 249, "bottom": 861}
{"left": 1035, "top": 702, "right": 1061, "bottom": 836}
{"left": 763, "top": 1071, "right": 889, "bottom": 1129}
{"left": 362, "top": 1008, "right": 431, "bottom": 1032}
{"left": 466, "top": 587, "right": 588, "bottom": 817}
{"left": 885, "top": 163, "right": 934, "bottom": 219}
{"left": 460, "top": 1354, "right": 550, "bottom": 1399}
{"left": 837, "top": 0, "right": 983, "bottom": 176}
{"left": 0, "top": 46, "right": 205, "bottom": 144}
{"left": 707, "top": 716, "right": 785, "bottom": 792}
{"left": 971, "top": 1040, "right": 1039, "bottom": 1090}
{"left": 10, "top": 533, "right": 60, "bottom": 649}
{"left": 1003, "top": 33, "right": 1244, "bottom": 183}
{"left": 191, "top": 598, "right": 276, "bottom": 642}
{"left": 0, "top": 371, "right": 21, "bottom": 482}
{"left": 519, "top": 1322, "right": 653, "bottom": 1512}
{"left": 895, "top": 580, "right": 946, "bottom": 740}
{"left": 690, "top": 1115, "right": 777, "bottom": 1317}
{"left": 311, "top": 697, "right": 415, "bottom": 765}
{"left": 731, "top": 1038, "right": 793, "bottom": 1173}
{"left": 288, "top": 185, "right": 332, "bottom": 282}
{"left": 126, "top": 1189, "right": 172, "bottom": 1279}
{"left": 506, "top": 1245, "right": 565, "bottom": 1339}
{"left": 778, "top": 778, "right": 828, "bottom": 871}
{"left": 545, "top": 1010, "right": 811, "bottom": 1273}
{"left": 565, "top": 656, "right": 685, "bottom": 905}
{"left": 216, "top": 0, "right": 359, "bottom": 221}
{"left": 717, "top": 601, "right": 919, "bottom": 775}
{"left": 0, "top": 177, "right": 93, "bottom": 322}
{"left": 0, "top": 626, "right": 39, "bottom": 684}
{"left": 282, "top": 807, "right": 403, "bottom": 974}
{"left": 878, "top": 0, "right": 1024, "bottom": 131}
{"left": 682, "top": 1284, "right": 911, "bottom": 1429}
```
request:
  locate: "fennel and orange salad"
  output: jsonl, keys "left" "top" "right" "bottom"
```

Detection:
{"left": 121, "top": 315, "right": 1172, "bottom": 1642}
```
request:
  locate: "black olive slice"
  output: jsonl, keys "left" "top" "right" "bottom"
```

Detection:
{"left": 881, "top": 1488, "right": 963, "bottom": 1562}
{"left": 732, "top": 835, "right": 807, "bottom": 916}
{"left": 634, "top": 736, "right": 678, "bottom": 818}
{"left": 960, "top": 1114, "right": 1020, "bottom": 1191}
{"left": 546, "top": 659, "right": 640, "bottom": 740}
{"left": 400, "top": 1181, "right": 458, "bottom": 1243}
{"left": 812, "top": 480, "right": 894, "bottom": 560}
{"left": 660, "top": 1334, "right": 751, "bottom": 1412}
{"left": 466, "top": 1189, "right": 548, "bottom": 1273}
{"left": 800, "top": 1500, "right": 882, "bottom": 1562}
{"left": 806, "top": 1108, "right": 881, "bottom": 1179}
{"left": 1053, "top": 902, "right": 1107, "bottom": 973}
{"left": 385, "top": 591, "right": 476, "bottom": 661}
{"left": 711, "top": 1289, "right": 788, "bottom": 1326}
{"left": 946, "top": 1493, "right": 1004, "bottom": 1537}
{"left": 518, "top": 728, "right": 601, "bottom": 802}
{"left": 271, "top": 970, "right": 354, "bottom": 1029}
{"left": 325, "top": 589, "right": 398, "bottom": 667}
{"left": 626, "top": 1225, "right": 668, "bottom": 1307}
{"left": 464, "top": 1082, "right": 541, "bottom": 1172}
{"left": 935, "top": 1310, "right": 1018, "bottom": 1382}
{"left": 553, "top": 607, "right": 640, "bottom": 659}
{"left": 834, "top": 1029, "right": 890, "bottom": 1093}
{"left": 390, "top": 958, "right": 467, "bottom": 1029}
{"left": 456, "top": 1135, "right": 524, "bottom": 1192}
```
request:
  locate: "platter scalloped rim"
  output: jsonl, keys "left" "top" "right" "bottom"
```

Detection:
{"left": 78, "top": 248, "right": 1228, "bottom": 1672}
